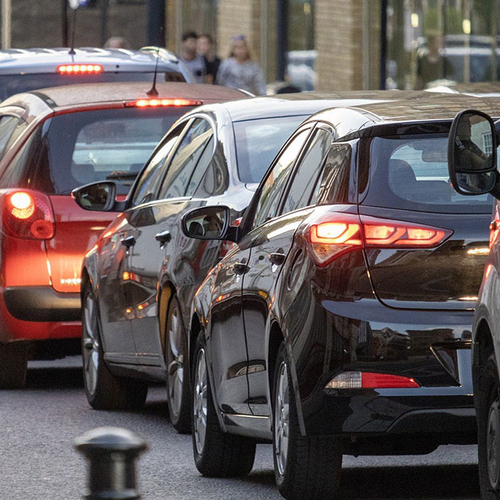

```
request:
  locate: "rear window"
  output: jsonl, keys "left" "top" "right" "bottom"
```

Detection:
{"left": 1, "top": 106, "right": 195, "bottom": 195}
{"left": 0, "top": 72, "right": 185, "bottom": 100}
{"left": 234, "top": 115, "right": 307, "bottom": 184}
{"left": 362, "top": 135, "right": 493, "bottom": 214}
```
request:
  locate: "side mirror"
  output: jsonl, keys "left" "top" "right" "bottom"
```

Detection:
{"left": 448, "top": 109, "right": 498, "bottom": 196}
{"left": 72, "top": 181, "right": 118, "bottom": 212}
{"left": 181, "top": 206, "right": 236, "bottom": 241}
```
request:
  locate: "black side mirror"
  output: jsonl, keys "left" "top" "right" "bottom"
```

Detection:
{"left": 181, "top": 206, "right": 237, "bottom": 241}
{"left": 72, "top": 181, "right": 118, "bottom": 212}
{"left": 448, "top": 109, "right": 498, "bottom": 196}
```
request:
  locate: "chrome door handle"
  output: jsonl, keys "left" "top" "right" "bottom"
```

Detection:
{"left": 155, "top": 230, "right": 172, "bottom": 246}
{"left": 121, "top": 235, "right": 136, "bottom": 248}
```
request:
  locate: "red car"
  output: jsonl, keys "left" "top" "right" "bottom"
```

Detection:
{"left": 0, "top": 82, "right": 245, "bottom": 388}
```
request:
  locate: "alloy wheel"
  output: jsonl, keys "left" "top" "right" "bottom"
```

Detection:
{"left": 193, "top": 347, "right": 208, "bottom": 455}
{"left": 82, "top": 292, "right": 100, "bottom": 396}
{"left": 167, "top": 303, "right": 184, "bottom": 419}
{"left": 274, "top": 361, "right": 290, "bottom": 477}
{"left": 488, "top": 397, "right": 500, "bottom": 490}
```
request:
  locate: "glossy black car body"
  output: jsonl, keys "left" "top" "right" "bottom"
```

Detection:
{"left": 79, "top": 93, "right": 354, "bottom": 430}
{"left": 185, "top": 92, "right": 500, "bottom": 499}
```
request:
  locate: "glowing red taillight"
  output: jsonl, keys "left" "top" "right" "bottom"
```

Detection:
{"left": 308, "top": 214, "right": 452, "bottom": 266}
{"left": 2, "top": 190, "right": 55, "bottom": 240}
{"left": 57, "top": 64, "right": 103, "bottom": 74}
{"left": 127, "top": 98, "right": 202, "bottom": 108}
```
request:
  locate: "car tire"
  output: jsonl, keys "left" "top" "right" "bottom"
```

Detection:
{"left": 191, "top": 331, "right": 256, "bottom": 477}
{"left": 82, "top": 282, "right": 148, "bottom": 410}
{"left": 165, "top": 295, "right": 191, "bottom": 433}
{"left": 273, "top": 343, "right": 342, "bottom": 500}
{"left": 478, "top": 354, "right": 500, "bottom": 499}
{"left": 0, "top": 341, "right": 29, "bottom": 389}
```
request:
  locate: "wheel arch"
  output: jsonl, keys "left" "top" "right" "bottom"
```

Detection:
{"left": 473, "top": 319, "right": 495, "bottom": 397}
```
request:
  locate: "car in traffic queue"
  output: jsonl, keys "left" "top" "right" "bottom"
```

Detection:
{"left": 0, "top": 81, "right": 244, "bottom": 389}
{"left": 447, "top": 108, "right": 500, "bottom": 500}
{"left": 180, "top": 92, "right": 500, "bottom": 500}
{"left": 0, "top": 47, "right": 193, "bottom": 102}
{"left": 72, "top": 93, "right": 363, "bottom": 432}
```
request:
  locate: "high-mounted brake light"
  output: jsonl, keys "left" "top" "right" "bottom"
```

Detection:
{"left": 127, "top": 98, "right": 202, "bottom": 108}
{"left": 308, "top": 214, "right": 452, "bottom": 266}
{"left": 326, "top": 371, "right": 420, "bottom": 389}
{"left": 57, "top": 64, "right": 103, "bottom": 74}
{"left": 2, "top": 190, "right": 55, "bottom": 240}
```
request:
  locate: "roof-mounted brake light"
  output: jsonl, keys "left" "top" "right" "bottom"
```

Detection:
{"left": 58, "top": 64, "right": 103, "bottom": 74}
{"left": 127, "top": 99, "right": 202, "bottom": 108}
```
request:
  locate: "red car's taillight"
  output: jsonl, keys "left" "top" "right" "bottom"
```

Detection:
{"left": 1, "top": 190, "right": 55, "bottom": 240}
{"left": 57, "top": 64, "right": 103, "bottom": 74}
{"left": 308, "top": 214, "right": 452, "bottom": 266}
{"left": 126, "top": 98, "right": 203, "bottom": 108}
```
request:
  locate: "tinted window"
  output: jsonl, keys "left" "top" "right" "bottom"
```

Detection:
{"left": 234, "top": 115, "right": 308, "bottom": 184}
{"left": 314, "top": 143, "right": 352, "bottom": 205}
{"left": 282, "top": 128, "right": 333, "bottom": 214}
{"left": 0, "top": 72, "right": 185, "bottom": 101}
{"left": 28, "top": 107, "right": 191, "bottom": 195}
{"left": 363, "top": 135, "right": 492, "bottom": 213}
{"left": 194, "top": 141, "right": 230, "bottom": 198}
{"left": 159, "top": 118, "right": 214, "bottom": 199}
{"left": 0, "top": 116, "right": 20, "bottom": 160}
{"left": 130, "top": 123, "right": 186, "bottom": 206}
{"left": 252, "top": 129, "right": 310, "bottom": 229}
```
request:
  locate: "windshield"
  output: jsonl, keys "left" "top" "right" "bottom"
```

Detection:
{"left": 362, "top": 135, "right": 493, "bottom": 214}
{"left": 1, "top": 106, "right": 196, "bottom": 195}
{"left": 234, "top": 115, "right": 307, "bottom": 183}
{"left": 0, "top": 72, "right": 185, "bottom": 101}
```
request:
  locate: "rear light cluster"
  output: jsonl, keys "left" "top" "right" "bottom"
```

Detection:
{"left": 326, "top": 371, "right": 420, "bottom": 389}
{"left": 1, "top": 190, "right": 55, "bottom": 240}
{"left": 308, "top": 214, "right": 452, "bottom": 265}
{"left": 57, "top": 64, "right": 103, "bottom": 74}
{"left": 126, "top": 98, "right": 202, "bottom": 108}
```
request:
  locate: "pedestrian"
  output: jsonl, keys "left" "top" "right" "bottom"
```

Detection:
{"left": 104, "top": 36, "right": 131, "bottom": 49}
{"left": 415, "top": 33, "right": 451, "bottom": 89}
{"left": 178, "top": 31, "right": 206, "bottom": 84}
{"left": 216, "top": 35, "right": 266, "bottom": 95}
{"left": 197, "top": 33, "right": 221, "bottom": 84}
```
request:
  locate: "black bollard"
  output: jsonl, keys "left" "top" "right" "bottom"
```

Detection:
{"left": 75, "top": 427, "right": 148, "bottom": 500}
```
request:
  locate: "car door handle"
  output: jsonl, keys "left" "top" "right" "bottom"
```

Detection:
{"left": 121, "top": 235, "right": 136, "bottom": 248}
{"left": 155, "top": 230, "right": 172, "bottom": 246}
{"left": 269, "top": 252, "right": 286, "bottom": 266}
{"left": 233, "top": 262, "right": 250, "bottom": 275}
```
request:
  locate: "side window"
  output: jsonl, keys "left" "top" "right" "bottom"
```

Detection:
{"left": 252, "top": 129, "right": 310, "bottom": 229}
{"left": 313, "top": 143, "right": 352, "bottom": 205}
{"left": 130, "top": 123, "right": 187, "bottom": 206}
{"left": 0, "top": 116, "right": 21, "bottom": 160}
{"left": 194, "top": 141, "right": 230, "bottom": 198}
{"left": 281, "top": 128, "right": 333, "bottom": 214}
{"left": 158, "top": 118, "right": 213, "bottom": 199}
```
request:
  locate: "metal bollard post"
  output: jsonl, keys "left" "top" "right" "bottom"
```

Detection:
{"left": 75, "top": 427, "right": 148, "bottom": 500}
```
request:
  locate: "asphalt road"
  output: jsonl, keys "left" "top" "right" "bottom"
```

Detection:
{"left": 0, "top": 357, "right": 480, "bottom": 500}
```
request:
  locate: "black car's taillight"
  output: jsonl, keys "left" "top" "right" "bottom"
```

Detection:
{"left": 306, "top": 213, "right": 453, "bottom": 266}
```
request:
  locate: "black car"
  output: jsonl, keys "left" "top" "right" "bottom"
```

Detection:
{"left": 181, "top": 92, "right": 500, "bottom": 500}
{"left": 74, "top": 93, "right": 352, "bottom": 432}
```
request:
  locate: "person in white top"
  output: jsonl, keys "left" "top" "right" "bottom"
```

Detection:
{"left": 216, "top": 35, "right": 266, "bottom": 95}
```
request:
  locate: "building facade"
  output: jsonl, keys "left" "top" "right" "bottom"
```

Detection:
{"left": 2, "top": 0, "right": 500, "bottom": 92}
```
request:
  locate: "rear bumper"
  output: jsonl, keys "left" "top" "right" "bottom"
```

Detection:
{"left": 4, "top": 287, "right": 81, "bottom": 322}
{"left": 293, "top": 297, "right": 476, "bottom": 440}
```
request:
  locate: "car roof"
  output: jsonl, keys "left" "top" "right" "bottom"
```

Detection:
{"left": 296, "top": 90, "right": 500, "bottom": 138}
{"left": 0, "top": 47, "right": 182, "bottom": 74}
{"left": 0, "top": 82, "right": 246, "bottom": 110}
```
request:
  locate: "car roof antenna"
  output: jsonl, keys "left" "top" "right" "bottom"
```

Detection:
{"left": 146, "top": 47, "right": 160, "bottom": 97}
{"left": 68, "top": 0, "right": 79, "bottom": 56}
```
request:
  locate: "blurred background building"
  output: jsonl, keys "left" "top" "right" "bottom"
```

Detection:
{"left": 1, "top": 0, "right": 499, "bottom": 92}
